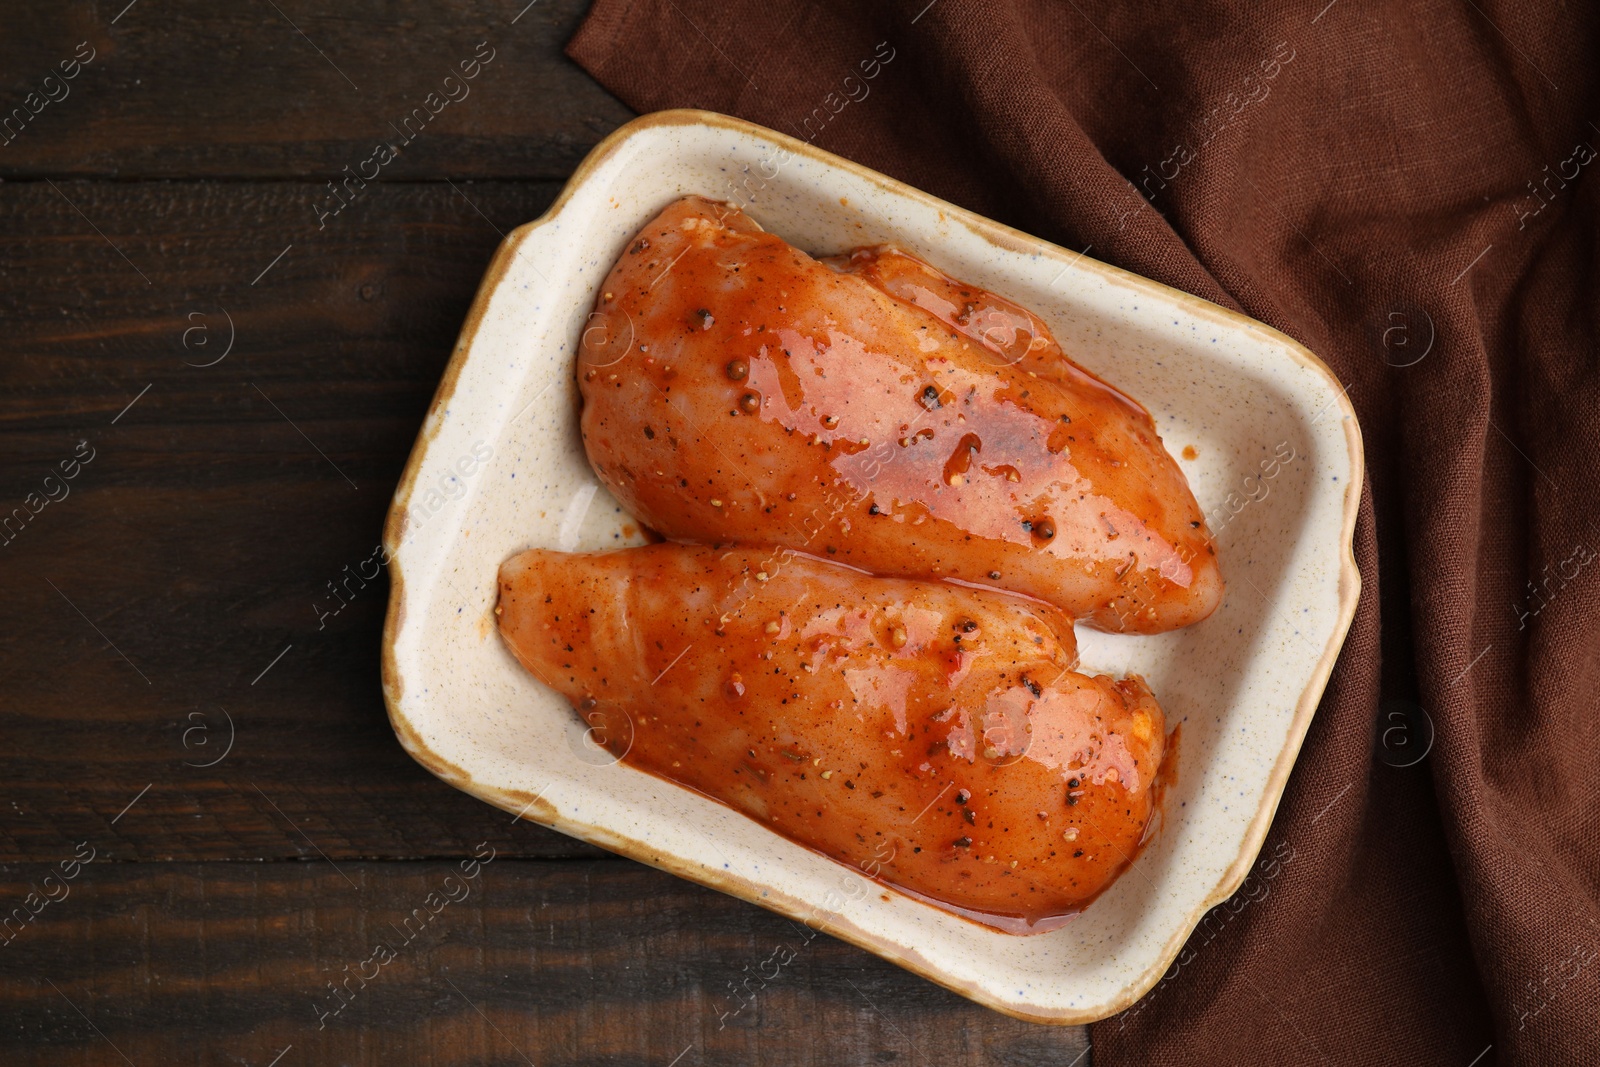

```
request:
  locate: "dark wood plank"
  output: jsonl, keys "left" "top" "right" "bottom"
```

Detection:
{"left": 0, "top": 0, "right": 633, "bottom": 179}
{"left": 0, "top": 178, "right": 613, "bottom": 862}
{"left": 0, "top": 859, "right": 1091, "bottom": 1065}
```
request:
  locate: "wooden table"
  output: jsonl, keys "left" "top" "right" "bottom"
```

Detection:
{"left": 1, "top": 3, "right": 1093, "bottom": 1062}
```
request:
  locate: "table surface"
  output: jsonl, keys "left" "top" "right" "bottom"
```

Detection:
{"left": 0, "top": 3, "right": 1096, "bottom": 1064}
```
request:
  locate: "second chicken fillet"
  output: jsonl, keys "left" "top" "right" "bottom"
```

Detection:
{"left": 497, "top": 544, "right": 1166, "bottom": 928}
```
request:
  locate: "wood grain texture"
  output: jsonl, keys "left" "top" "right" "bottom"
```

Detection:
{"left": 2, "top": 6, "right": 1096, "bottom": 1054}
{"left": 0, "top": 178, "right": 609, "bottom": 862}
{"left": 0, "top": 859, "right": 1092, "bottom": 1066}
{"left": 0, "top": 0, "right": 633, "bottom": 179}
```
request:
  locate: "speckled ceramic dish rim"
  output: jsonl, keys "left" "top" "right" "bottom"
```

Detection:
{"left": 381, "top": 109, "right": 1363, "bottom": 1024}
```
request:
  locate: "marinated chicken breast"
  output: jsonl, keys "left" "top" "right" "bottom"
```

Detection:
{"left": 497, "top": 544, "right": 1167, "bottom": 928}
{"left": 578, "top": 196, "right": 1221, "bottom": 633}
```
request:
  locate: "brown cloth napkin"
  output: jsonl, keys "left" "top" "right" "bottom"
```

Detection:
{"left": 568, "top": 2, "right": 1600, "bottom": 1062}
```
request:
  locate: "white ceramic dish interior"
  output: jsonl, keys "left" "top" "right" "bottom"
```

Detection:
{"left": 382, "top": 110, "right": 1361, "bottom": 1024}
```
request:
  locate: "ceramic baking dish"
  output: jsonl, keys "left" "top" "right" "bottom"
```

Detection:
{"left": 381, "top": 109, "right": 1362, "bottom": 1024}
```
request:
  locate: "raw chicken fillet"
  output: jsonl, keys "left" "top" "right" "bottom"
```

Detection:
{"left": 577, "top": 196, "right": 1221, "bottom": 634}
{"left": 498, "top": 544, "right": 1165, "bottom": 928}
